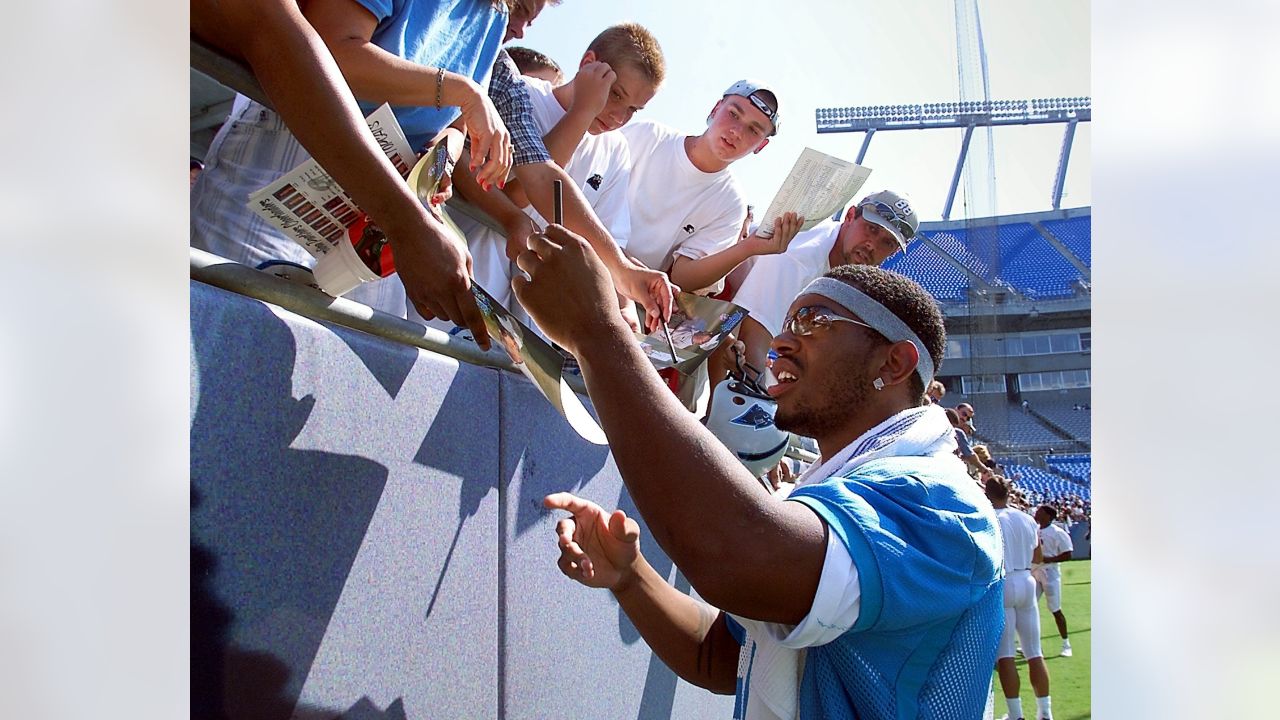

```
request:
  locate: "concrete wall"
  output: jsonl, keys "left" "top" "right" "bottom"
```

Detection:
{"left": 191, "top": 281, "right": 732, "bottom": 719}
{"left": 1070, "top": 521, "right": 1092, "bottom": 559}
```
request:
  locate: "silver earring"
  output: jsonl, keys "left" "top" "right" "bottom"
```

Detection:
{"left": 873, "top": 377, "right": 885, "bottom": 391}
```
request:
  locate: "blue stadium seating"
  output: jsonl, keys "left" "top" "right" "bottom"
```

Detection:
{"left": 1046, "top": 454, "right": 1091, "bottom": 485}
{"left": 923, "top": 228, "right": 996, "bottom": 282}
{"left": 1040, "top": 216, "right": 1092, "bottom": 267}
{"left": 1001, "top": 462, "right": 1091, "bottom": 503}
{"left": 994, "top": 223, "right": 1083, "bottom": 299}
{"left": 898, "top": 213, "right": 1091, "bottom": 301}
{"left": 882, "top": 240, "right": 970, "bottom": 302}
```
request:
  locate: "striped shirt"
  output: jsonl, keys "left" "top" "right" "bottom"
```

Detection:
{"left": 486, "top": 50, "right": 552, "bottom": 166}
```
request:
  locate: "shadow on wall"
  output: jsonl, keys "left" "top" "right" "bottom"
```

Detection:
{"left": 615, "top": 487, "right": 696, "bottom": 720}
{"left": 191, "top": 288, "right": 391, "bottom": 717}
{"left": 500, "top": 371, "right": 613, "bottom": 542}
{"left": 414, "top": 365, "right": 504, "bottom": 620}
{"left": 192, "top": 506, "right": 413, "bottom": 720}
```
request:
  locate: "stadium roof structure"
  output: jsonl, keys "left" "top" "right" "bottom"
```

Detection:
{"left": 815, "top": 97, "right": 1091, "bottom": 219}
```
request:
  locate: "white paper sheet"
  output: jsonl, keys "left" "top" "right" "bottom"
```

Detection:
{"left": 756, "top": 148, "right": 872, "bottom": 237}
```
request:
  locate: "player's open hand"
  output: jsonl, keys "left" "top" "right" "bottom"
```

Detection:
{"left": 544, "top": 492, "right": 640, "bottom": 591}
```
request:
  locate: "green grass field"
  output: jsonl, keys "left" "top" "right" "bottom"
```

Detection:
{"left": 992, "top": 559, "right": 1091, "bottom": 720}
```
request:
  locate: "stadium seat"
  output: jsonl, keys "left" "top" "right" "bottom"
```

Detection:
{"left": 897, "top": 214, "right": 1091, "bottom": 299}
{"left": 1040, "top": 216, "right": 1091, "bottom": 268}
{"left": 882, "top": 239, "right": 970, "bottom": 302}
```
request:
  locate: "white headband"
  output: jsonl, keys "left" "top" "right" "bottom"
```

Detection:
{"left": 799, "top": 277, "right": 936, "bottom": 388}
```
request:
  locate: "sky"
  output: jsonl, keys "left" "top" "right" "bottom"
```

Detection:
{"left": 520, "top": 0, "right": 1090, "bottom": 222}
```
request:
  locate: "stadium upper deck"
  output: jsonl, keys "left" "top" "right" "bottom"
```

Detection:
{"left": 883, "top": 207, "right": 1091, "bottom": 305}
{"left": 889, "top": 207, "right": 1093, "bottom": 493}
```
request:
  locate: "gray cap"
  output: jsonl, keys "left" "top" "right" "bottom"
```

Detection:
{"left": 858, "top": 189, "right": 919, "bottom": 254}
{"left": 723, "top": 79, "right": 780, "bottom": 136}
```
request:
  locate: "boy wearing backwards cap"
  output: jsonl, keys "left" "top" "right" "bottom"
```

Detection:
{"left": 619, "top": 80, "right": 803, "bottom": 294}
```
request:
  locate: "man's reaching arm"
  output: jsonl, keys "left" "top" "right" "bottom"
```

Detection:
{"left": 515, "top": 227, "right": 826, "bottom": 624}
{"left": 963, "top": 454, "right": 991, "bottom": 473}
{"left": 191, "top": 0, "right": 489, "bottom": 347}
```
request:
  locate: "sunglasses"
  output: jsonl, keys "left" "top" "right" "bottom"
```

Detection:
{"left": 862, "top": 200, "right": 916, "bottom": 242}
{"left": 783, "top": 306, "right": 875, "bottom": 337}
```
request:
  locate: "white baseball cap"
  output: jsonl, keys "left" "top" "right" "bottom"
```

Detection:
{"left": 723, "top": 79, "right": 780, "bottom": 136}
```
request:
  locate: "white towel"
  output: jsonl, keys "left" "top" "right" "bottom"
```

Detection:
{"left": 734, "top": 404, "right": 961, "bottom": 720}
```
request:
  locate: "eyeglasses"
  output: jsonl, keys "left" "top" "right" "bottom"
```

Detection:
{"left": 783, "top": 306, "right": 875, "bottom": 337}
{"left": 862, "top": 200, "right": 916, "bottom": 242}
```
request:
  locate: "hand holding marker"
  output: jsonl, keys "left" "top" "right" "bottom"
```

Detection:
{"left": 548, "top": 179, "right": 678, "bottom": 364}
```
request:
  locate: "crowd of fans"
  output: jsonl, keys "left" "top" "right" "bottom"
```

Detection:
{"left": 924, "top": 380, "right": 1092, "bottom": 530}
{"left": 191, "top": 0, "right": 923, "bottom": 409}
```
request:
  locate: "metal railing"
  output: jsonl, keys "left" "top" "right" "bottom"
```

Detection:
{"left": 194, "top": 247, "right": 818, "bottom": 464}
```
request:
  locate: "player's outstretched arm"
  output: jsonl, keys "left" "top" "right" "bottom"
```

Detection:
{"left": 514, "top": 227, "right": 825, "bottom": 625}
{"left": 544, "top": 492, "right": 737, "bottom": 694}
{"left": 192, "top": 0, "right": 490, "bottom": 348}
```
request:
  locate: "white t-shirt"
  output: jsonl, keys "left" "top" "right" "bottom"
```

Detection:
{"left": 729, "top": 530, "right": 861, "bottom": 720}
{"left": 722, "top": 453, "right": 868, "bottom": 720}
{"left": 1037, "top": 522, "right": 1073, "bottom": 582}
{"left": 620, "top": 120, "right": 747, "bottom": 273}
{"left": 520, "top": 77, "right": 632, "bottom": 244}
{"left": 729, "top": 219, "right": 840, "bottom": 337}
{"left": 995, "top": 507, "right": 1040, "bottom": 573}
{"left": 458, "top": 76, "right": 632, "bottom": 311}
